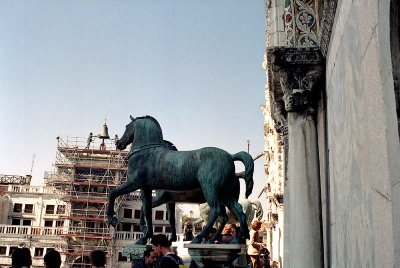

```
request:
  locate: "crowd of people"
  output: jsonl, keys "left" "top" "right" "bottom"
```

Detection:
{"left": 10, "top": 220, "right": 268, "bottom": 268}
{"left": 11, "top": 247, "right": 107, "bottom": 268}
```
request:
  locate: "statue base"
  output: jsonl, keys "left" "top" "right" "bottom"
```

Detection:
{"left": 185, "top": 243, "right": 247, "bottom": 268}
{"left": 122, "top": 244, "right": 149, "bottom": 265}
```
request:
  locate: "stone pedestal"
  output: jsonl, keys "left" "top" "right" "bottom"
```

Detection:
{"left": 185, "top": 244, "right": 246, "bottom": 268}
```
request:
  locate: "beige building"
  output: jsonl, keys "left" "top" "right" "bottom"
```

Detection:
{"left": 0, "top": 127, "right": 180, "bottom": 268}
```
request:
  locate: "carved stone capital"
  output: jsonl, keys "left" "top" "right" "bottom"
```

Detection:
{"left": 279, "top": 67, "right": 323, "bottom": 112}
{"left": 267, "top": 46, "right": 324, "bottom": 115}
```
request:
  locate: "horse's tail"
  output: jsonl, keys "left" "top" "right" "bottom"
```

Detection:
{"left": 232, "top": 151, "right": 254, "bottom": 198}
{"left": 251, "top": 199, "right": 264, "bottom": 220}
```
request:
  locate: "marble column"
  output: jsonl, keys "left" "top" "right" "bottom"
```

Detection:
{"left": 267, "top": 47, "right": 324, "bottom": 268}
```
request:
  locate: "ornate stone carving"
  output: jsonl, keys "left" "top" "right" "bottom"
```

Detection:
{"left": 319, "top": 0, "right": 338, "bottom": 57}
{"left": 279, "top": 67, "right": 322, "bottom": 112}
{"left": 267, "top": 46, "right": 324, "bottom": 115}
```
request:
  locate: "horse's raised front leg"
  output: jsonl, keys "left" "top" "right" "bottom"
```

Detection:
{"left": 136, "top": 187, "right": 153, "bottom": 245}
{"left": 107, "top": 181, "right": 138, "bottom": 228}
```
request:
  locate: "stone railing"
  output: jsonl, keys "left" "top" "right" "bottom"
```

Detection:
{"left": 0, "top": 225, "right": 67, "bottom": 237}
{"left": 115, "top": 231, "right": 182, "bottom": 241}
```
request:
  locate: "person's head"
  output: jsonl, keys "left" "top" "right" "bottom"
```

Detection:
{"left": 143, "top": 248, "right": 157, "bottom": 266}
{"left": 251, "top": 220, "right": 262, "bottom": 231}
{"left": 231, "top": 225, "right": 237, "bottom": 236}
{"left": 44, "top": 250, "right": 61, "bottom": 268}
{"left": 12, "top": 248, "right": 32, "bottom": 268}
{"left": 90, "top": 250, "right": 106, "bottom": 268}
{"left": 221, "top": 224, "right": 235, "bottom": 235}
{"left": 151, "top": 234, "right": 171, "bottom": 255}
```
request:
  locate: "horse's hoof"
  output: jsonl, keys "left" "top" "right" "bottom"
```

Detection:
{"left": 135, "top": 237, "right": 148, "bottom": 245}
{"left": 207, "top": 239, "right": 215, "bottom": 244}
{"left": 230, "top": 238, "right": 240, "bottom": 244}
{"left": 108, "top": 216, "right": 118, "bottom": 228}
{"left": 191, "top": 237, "right": 202, "bottom": 244}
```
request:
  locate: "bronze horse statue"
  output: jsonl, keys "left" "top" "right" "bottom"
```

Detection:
{"left": 108, "top": 115, "right": 254, "bottom": 244}
{"left": 138, "top": 141, "right": 254, "bottom": 244}
{"left": 139, "top": 172, "right": 253, "bottom": 244}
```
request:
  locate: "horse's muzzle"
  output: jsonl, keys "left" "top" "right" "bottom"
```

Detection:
{"left": 116, "top": 141, "right": 125, "bottom": 150}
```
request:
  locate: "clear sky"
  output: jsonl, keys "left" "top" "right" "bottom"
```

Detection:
{"left": 0, "top": 1, "right": 267, "bottom": 200}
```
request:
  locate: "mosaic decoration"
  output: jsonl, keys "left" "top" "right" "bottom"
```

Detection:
{"left": 283, "top": 0, "right": 295, "bottom": 46}
{"left": 283, "top": 0, "right": 320, "bottom": 46}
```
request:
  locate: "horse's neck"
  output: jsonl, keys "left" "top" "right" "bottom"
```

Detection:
{"left": 132, "top": 120, "right": 164, "bottom": 149}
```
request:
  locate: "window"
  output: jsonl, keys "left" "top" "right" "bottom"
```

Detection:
{"left": 134, "top": 209, "right": 141, "bottom": 219}
{"left": 123, "top": 208, "right": 132, "bottom": 218}
{"left": 154, "top": 226, "right": 163, "bottom": 233}
{"left": 56, "top": 221, "right": 64, "bottom": 227}
{"left": 165, "top": 226, "right": 172, "bottom": 233}
{"left": 9, "top": 247, "right": 18, "bottom": 256}
{"left": 0, "top": 246, "right": 6, "bottom": 255}
{"left": 22, "top": 220, "right": 32, "bottom": 226}
{"left": 45, "top": 205, "right": 55, "bottom": 214}
{"left": 155, "top": 211, "right": 164, "bottom": 220}
{"left": 118, "top": 252, "right": 127, "bottom": 262}
{"left": 133, "top": 224, "right": 141, "bottom": 232}
{"left": 56, "top": 205, "right": 66, "bottom": 214}
{"left": 99, "top": 222, "right": 106, "bottom": 229}
{"left": 122, "top": 223, "right": 132, "bottom": 232}
{"left": 44, "top": 220, "right": 53, "bottom": 227}
{"left": 34, "top": 247, "right": 44, "bottom": 257}
{"left": 86, "top": 221, "right": 95, "bottom": 233}
{"left": 12, "top": 219, "right": 20, "bottom": 225}
{"left": 13, "top": 203, "right": 22, "bottom": 213}
{"left": 24, "top": 204, "right": 33, "bottom": 213}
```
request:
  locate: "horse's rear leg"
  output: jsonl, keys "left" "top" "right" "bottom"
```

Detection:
{"left": 208, "top": 203, "right": 228, "bottom": 244}
{"left": 192, "top": 190, "right": 222, "bottom": 244}
{"left": 222, "top": 197, "right": 249, "bottom": 243}
{"left": 108, "top": 181, "right": 139, "bottom": 227}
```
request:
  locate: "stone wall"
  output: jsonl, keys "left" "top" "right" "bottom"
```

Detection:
{"left": 325, "top": 0, "right": 400, "bottom": 266}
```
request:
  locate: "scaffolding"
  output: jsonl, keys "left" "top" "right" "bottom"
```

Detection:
{"left": 46, "top": 136, "right": 129, "bottom": 267}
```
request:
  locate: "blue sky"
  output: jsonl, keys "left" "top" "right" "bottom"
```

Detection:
{"left": 0, "top": 1, "right": 267, "bottom": 199}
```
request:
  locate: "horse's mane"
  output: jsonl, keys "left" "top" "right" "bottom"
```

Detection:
{"left": 135, "top": 115, "right": 163, "bottom": 133}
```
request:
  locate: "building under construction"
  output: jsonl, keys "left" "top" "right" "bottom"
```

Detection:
{"left": 0, "top": 122, "right": 177, "bottom": 268}
{"left": 46, "top": 121, "right": 128, "bottom": 266}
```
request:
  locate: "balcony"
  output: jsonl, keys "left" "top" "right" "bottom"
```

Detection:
{"left": 0, "top": 225, "right": 67, "bottom": 237}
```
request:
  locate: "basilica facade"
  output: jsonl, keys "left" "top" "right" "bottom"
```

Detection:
{"left": 263, "top": 0, "right": 400, "bottom": 267}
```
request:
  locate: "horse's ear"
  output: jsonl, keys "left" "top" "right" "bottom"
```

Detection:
{"left": 130, "top": 115, "right": 134, "bottom": 121}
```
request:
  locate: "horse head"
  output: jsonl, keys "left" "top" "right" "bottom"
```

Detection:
{"left": 116, "top": 115, "right": 135, "bottom": 150}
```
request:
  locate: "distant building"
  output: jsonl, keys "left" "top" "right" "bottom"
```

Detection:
{"left": 0, "top": 124, "right": 180, "bottom": 268}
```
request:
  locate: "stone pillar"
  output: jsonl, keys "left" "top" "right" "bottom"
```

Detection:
{"left": 267, "top": 47, "right": 324, "bottom": 268}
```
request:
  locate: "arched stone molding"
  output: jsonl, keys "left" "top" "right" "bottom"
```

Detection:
{"left": 319, "top": 0, "right": 338, "bottom": 57}
{"left": 390, "top": 0, "right": 400, "bottom": 137}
